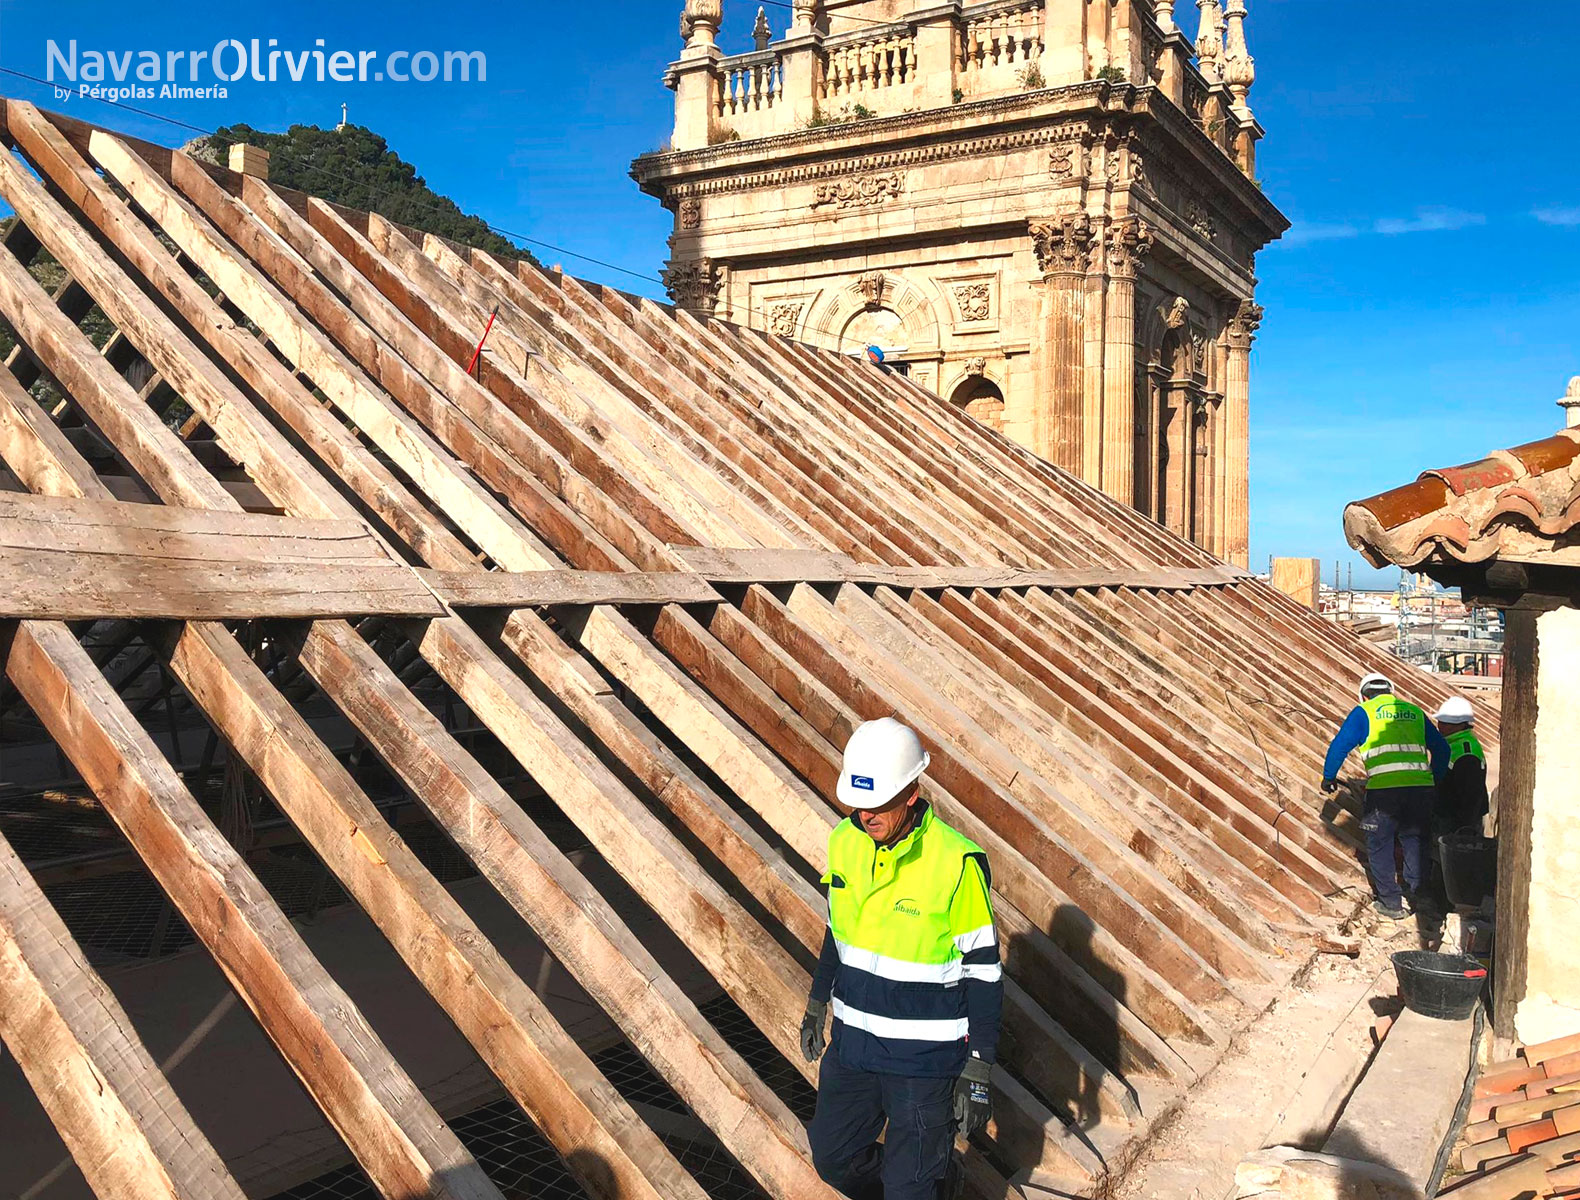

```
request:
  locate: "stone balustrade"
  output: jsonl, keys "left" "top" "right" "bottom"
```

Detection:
{"left": 822, "top": 25, "right": 917, "bottom": 102}
{"left": 718, "top": 49, "right": 785, "bottom": 137}
{"left": 665, "top": 0, "right": 1259, "bottom": 173}
{"left": 959, "top": 1, "right": 1045, "bottom": 76}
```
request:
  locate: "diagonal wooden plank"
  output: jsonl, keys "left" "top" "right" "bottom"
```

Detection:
{"left": 4, "top": 619, "right": 502, "bottom": 1200}
{"left": 0, "top": 823, "right": 247, "bottom": 1200}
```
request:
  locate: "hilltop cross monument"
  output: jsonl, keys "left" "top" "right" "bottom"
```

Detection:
{"left": 632, "top": 0, "right": 1288, "bottom": 565}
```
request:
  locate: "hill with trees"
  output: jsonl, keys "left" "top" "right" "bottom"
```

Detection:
{"left": 189, "top": 121, "right": 540, "bottom": 266}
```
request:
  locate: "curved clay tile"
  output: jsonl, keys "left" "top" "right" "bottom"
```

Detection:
{"left": 1485, "top": 485, "right": 1546, "bottom": 532}
{"left": 1506, "top": 434, "right": 1580, "bottom": 478}
{"left": 1349, "top": 476, "right": 1451, "bottom": 532}
{"left": 1425, "top": 457, "right": 1518, "bottom": 497}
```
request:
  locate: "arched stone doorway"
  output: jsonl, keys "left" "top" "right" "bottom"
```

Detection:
{"left": 950, "top": 373, "right": 1005, "bottom": 432}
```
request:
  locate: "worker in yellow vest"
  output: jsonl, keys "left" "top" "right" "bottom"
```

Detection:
{"left": 1322, "top": 673, "right": 1450, "bottom": 919}
{"left": 801, "top": 717, "right": 1001, "bottom": 1200}
{"left": 1433, "top": 696, "right": 1488, "bottom": 835}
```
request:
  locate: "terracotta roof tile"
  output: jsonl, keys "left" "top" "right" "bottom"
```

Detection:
{"left": 1345, "top": 431, "right": 1580, "bottom": 570}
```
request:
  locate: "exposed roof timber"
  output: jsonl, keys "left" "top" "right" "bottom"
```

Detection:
{"left": 0, "top": 93, "right": 1499, "bottom": 1198}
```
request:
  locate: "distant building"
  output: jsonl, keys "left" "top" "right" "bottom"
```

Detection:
{"left": 632, "top": 0, "right": 1289, "bottom": 564}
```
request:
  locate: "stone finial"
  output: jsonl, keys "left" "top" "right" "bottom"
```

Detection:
{"left": 227, "top": 143, "right": 270, "bottom": 180}
{"left": 1195, "top": 0, "right": 1224, "bottom": 83}
{"left": 792, "top": 0, "right": 818, "bottom": 33}
{"left": 752, "top": 6, "right": 773, "bottom": 49}
{"left": 683, "top": 0, "right": 723, "bottom": 48}
{"left": 1153, "top": 0, "right": 1176, "bottom": 33}
{"left": 1560, "top": 376, "right": 1580, "bottom": 429}
{"left": 1223, "top": 0, "right": 1255, "bottom": 116}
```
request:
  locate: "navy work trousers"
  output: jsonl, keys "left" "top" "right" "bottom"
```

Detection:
{"left": 807, "top": 1048, "right": 956, "bottom": 1200}
{"left": 1361, "top": 785, "right": 1435, "bottom": 908}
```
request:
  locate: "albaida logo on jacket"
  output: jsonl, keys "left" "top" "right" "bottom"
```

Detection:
{"left": 893, "top": 898, "right": 921, "bottom": 917}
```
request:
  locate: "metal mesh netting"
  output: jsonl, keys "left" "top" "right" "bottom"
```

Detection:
{"left": 269, "top": 1034, "right": 775, "bottom": 1200}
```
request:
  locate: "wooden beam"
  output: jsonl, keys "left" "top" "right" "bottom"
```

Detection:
{"left": 160, "top": 618, "right": 696, "bottom": 1200}
{"left": 669, "top": 545, "right": 1250, "bottom": 590}
{"left": 0, "top": 548, "right": 442, "bottom": 620}
{"left": 423, "top": 568, "right": 723, "bottom": 608}
{"left": 0, "top": 825, "right": 247, "bottom": 1200}
{"left": 289, "top": 616, "right": 837, "bottom": 1200}
{"left": 4, "top": 620, "right": 502, "bottom": 1200}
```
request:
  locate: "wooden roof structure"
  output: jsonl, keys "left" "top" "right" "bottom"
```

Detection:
{"left": 0, "top": 97, "right": 1500, "bottom": 1200}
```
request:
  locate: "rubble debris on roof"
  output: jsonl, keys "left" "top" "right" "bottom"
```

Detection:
{"left": 0, "top": 95, "right": 1497, "bottom": 1200}
{"left": 1344, "top": 429, "right": 1580, "bottom": 570}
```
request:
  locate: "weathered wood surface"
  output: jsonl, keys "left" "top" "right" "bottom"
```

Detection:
{"left": 423, "top": 568, "right": 723, "bottom": 607}
{"left": 5, "top": 620, "right": 503, "bottom": 1200}
{"left": 0, "top": 99, "right": 1489, "bottom": 1200}
{"left": 0, "top": 825, "right": 247, "bottom": 1200}
{"left": 672, "top": 544, "right": 1253, "bottom": 590}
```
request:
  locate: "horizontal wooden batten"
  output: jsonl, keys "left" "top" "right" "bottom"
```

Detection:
{"left": 672, "top": 544, "right": 1253, "bottom": 591}
{"left": 423, "top": 568, "right": 724, "bottom": 607}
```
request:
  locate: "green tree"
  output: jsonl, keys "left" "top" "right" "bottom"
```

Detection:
{"left": 189, "top": 122, "right": 540, "bottom": 266}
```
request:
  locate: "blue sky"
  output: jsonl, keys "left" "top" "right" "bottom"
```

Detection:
{"left": 1, "top": 0, "right": 1576, "bottom": 586}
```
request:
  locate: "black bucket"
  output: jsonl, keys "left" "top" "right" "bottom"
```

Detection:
{"left": 1439, "top": 834, "right": 1497, "bottom": 908}
{"left": 1392, "top": 950, "right": 1487, "bottom": 1020}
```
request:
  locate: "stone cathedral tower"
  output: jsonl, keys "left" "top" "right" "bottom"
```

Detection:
{"left": 631, "top": 0, "right": 1288, "bottom": 564}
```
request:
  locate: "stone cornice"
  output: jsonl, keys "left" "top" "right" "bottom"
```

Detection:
{"left": 648, "top": 119, "right": 1094, "bottom": 203}
{"left": 632, "top": 82, "right": 1288, "bottom": 240}
{"left": 633, "top": 81, "right": 1111, "bottom": 178}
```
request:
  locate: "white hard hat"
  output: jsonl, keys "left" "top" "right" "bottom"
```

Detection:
{"left": 1435, "top": 696, "right": 1475, "bottom": 724}
{"left": 1358, "top": 672, "right": 1393, "bottom": 701}
{"left": 837, "top": 717, "right": 931, "bottom": 810}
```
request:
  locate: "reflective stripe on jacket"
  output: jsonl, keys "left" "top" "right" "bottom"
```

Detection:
{"left": 822, "top": 805, "right": 1000, "bottom": 1076}
{"left": 1447, "top": 729, "right": 1485, "bottom": 765}
{"left": 1360, "top": 694, "right": 1434, "bottom": 789}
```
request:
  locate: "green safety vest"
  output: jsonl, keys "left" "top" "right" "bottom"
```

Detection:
{"left": 1447, "top": 729, "right": 1485, "bottom": 766}
{"left": 1360, "top": 694, "right": 1434, "bottom": 790}
{"left": 822, "top": 805, "right": 998, "bottom": 1071}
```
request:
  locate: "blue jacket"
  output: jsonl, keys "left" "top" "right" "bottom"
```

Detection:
{"left": 1324, "top": 705, "right": 1449, "bottom": 783}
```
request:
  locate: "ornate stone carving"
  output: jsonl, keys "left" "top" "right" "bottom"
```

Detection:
{"left": 1028, "top": 213, "right": 1094, "bottom": 277}
{"left": 662, "top": 257, "right": 722, "bottom": 315}
{"left": 767, "top": 301, "right": 803, "bottom": 337}
{"left": 954, "top": 282, "right": 991, "bottom": 322}
{"left": 1106, "top": 218, "right": 1154, "bottom": 279}
{"left": 811, "top": 172, "right": 904, "bottom": 211}
{"left": 858, "top": 272, "right": 889, "bottom": 310}
{"left": 963, "top": 356, "right": 987, "bottom": 377}
{"left": 678, "top": 198, "right": 702, "bottom": 229}
{"left": 1226, "top": 298, "right": 1264, "bottom": 347}
{"left": 1164, "top": 296, "right": 1191, "bottom": 329}
{"left": 1185, "top": 196, "right": 1217, "bottom": 240}
{"left": 1048, "top": 132, "right": 1095, "bottom": 183}
{"left": 752, "top": 5, "right": 774, "bottom": 50}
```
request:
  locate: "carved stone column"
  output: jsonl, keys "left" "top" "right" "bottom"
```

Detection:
{"left": 1101, "top": 218, "right": 1152, "bottom": 505}
{"left": 1223, "top": 298, "right": 1262, "bottom": 567}
{"left": 1030, "top": 214, "right": 1094, "bottom": 473}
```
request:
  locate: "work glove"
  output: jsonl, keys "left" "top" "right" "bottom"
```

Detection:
{"left": 800, "top": 999, "right": 828, "bottom": 1062}
{"left": 1321, "top": 778, "right": 1339, "bottom": 794}
{"left": 953, "top": 1055, "right": 993, "bottom": 1139}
